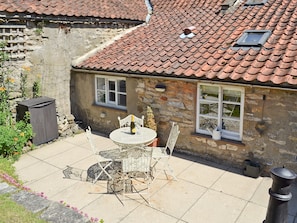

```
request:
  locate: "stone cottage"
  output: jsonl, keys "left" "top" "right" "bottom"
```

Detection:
{"left": 0, "top": 0, "right": 149, "bottom": 135}
{"left": 71, "top": 0, "right": 297, "bottom": 174}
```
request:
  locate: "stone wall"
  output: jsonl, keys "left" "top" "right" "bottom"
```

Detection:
{"left": 2, "top": 21, "right": 134, "bottom": 137}
{"left": 137, "top": 79, "right": 297, "bottom": 174}
{"left": 71, "top": 73, "right": 297, "bottom": 173}
{"left": 25, "top": 22, "right": 130, "bottom": 116}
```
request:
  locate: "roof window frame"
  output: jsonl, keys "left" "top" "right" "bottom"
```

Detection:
{"left": 233, "top": 30, "right": 271, "bottom": 48}
{"left": 244, "top": 0, "right": 268, "bottom": 6}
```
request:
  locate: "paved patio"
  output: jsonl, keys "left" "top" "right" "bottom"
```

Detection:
{"left": 14, "top": 132, "right": 297, "bottom": 223}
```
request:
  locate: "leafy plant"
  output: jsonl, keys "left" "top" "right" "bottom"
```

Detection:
{"left": 0, "top": 41, "right": 34, "bottom": 159}
{"left": 32, "top": 79, "right": 41, "bottom": 98}
{"left": 35, "top": 21, "right": 45, "bottom": 36}
{"left": 20, "top": 66, "right": 31, "bottom": 98}
{"left": 0, "top": 113, "right": 33, "bottom": 158}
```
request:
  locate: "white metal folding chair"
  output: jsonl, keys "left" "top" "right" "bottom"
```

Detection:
{"left": 119, "top": 146, "right": 153, "bottom": 204}
{"left": 118, "top": 114, "right": 144, "bottom": 128}
{"left": 149, "top": 122, "right": 180, "bottom": 181}
{"left": 86, "top": 126, "right": 113, "bottom": 183}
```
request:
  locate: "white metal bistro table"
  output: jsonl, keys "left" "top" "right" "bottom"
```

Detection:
{"left": 109, "top": 127, "right": 157, "bottom": 148}
{"left": 101, "top": 127, "right": 156, "bottom": 194}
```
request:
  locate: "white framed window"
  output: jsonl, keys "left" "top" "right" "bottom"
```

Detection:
{"left": 244, "top": 0, "right": 268, "bottom": 6}
{"left": 196, "top": 84, "right": 244, "bottom": 141}
{"left": 95, "top": 75, "right": 126, "bottom": 109}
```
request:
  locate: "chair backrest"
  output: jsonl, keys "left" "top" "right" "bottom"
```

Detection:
{"left": 121, "top": 146, "right": 153, "bottom": 173}
{"left": 165, "top": 122, "right": 180, "bottom": 156}
{"left": 86, "top": 126, "right": 97, "bottom": 155}
{"left": 118, "top": 114, "right": 144, "bottom": 128}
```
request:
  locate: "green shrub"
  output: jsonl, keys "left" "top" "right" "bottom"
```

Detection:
{"left": 0, "top": 119, "right": 33, "bottom": 158}
{"left": 0, "top": 41, "right": 34, "bottom": 159}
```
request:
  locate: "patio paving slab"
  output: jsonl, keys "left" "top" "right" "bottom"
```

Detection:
{"left": 182, "top": 189, "right": 247, "bottom": 223}
{"left": 235, "top": 202, "right": 268, "bottom": 223}
{"left": 149, "top": 179, "right": 207, "bottom": 219}
{"left": 211, "top": 170, "right": 264, "bottom": 200}
{"left": 13, "top": 132, "right": 297, "bottom": 223}
{"left": 24, "top": 169, "right": 77, "bottom": 197}
{"left": 16, "top": 160, "right": 59, "bottom": 183}
{"left": 28, "top": 140, "right": 77, "bottom": 160}
{"left": 178, "top": 161, "right": 226, "bottom": 188}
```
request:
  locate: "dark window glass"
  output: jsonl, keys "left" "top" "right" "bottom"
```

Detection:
{"left": 109, "top": 81, "right": 115, "bottom": 91}
{"left": 118, "top": 80, "right": 126, "bottom": 93}
{"left": 109, "top": 92, "right": 115, "bottom": 102}
{"left": 118, "top": 94, "right": 127, "bottom": 106}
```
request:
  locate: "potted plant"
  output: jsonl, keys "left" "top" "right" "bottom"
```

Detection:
{"left": 144, "top": 106, "right": 158, "bottom": 146}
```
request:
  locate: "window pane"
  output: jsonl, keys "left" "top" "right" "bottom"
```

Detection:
{"left": 96, "top": 78, "right": 105, "bottom": 90}
{"left": 200, "top": 85, "right": 219, "bottom": 100}
{"left": 222, "top": 119, "right": 240, "bottom": 133}
{"left": 109, "top": 81, "right": 115, "bottom": 91}
{"left": 244, "top": 33, "right": 262, "bottom": 43}
{"left": 118, "top": 80, "right": 126, "bottom": 93}
{"left": 118, "top": 94, "right": 126, "bottom": 106}
{"left": 223, "top": 103, "right": 241, "bottom": 118}
{"left": 200, "top": 102, "right": 218, "bottom": 116}
{"left": 97, "top": 91, "right": 105, "bottom": 103}
{"left": 199, "top": 117, "right": 218, "bottom": 131}
{"left": 223, "top": 89, "right": 241, "bottom": 102}
{"left": 109, "top": 92, "right": 115, "bottom": 102}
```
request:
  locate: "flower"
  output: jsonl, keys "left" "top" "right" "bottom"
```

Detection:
{"left": 22, "top": 66, "right": 31, "bottom": 72}
{"left": 7, "top": 77, "right": 15, "bottom": 83}
{"left": 20, "top": 132, "right": 25, "bottom": 137}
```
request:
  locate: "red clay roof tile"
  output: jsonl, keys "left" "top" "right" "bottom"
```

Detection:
{"left": 72, "top": 0, "right": 297, "bottom": 88}
{"left": 261, "top": 66, "right": 274, "bottom": 76}
{"left": 257, "top": 73, "right": 272, "bottom": 83}
{"left": 0, "top": 0, "right": 147, "bottom": 21}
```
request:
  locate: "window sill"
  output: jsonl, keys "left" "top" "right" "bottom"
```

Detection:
{"left": 92, "top": 103, "right": 127, "bottom": 111}
{"left": 191, "top": 132, "right": 246, "bottom": 147}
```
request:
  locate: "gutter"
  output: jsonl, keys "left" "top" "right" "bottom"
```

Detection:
{"left": 0, "top": 13, "right": 144, "bottom": 25}
{"left": 70, "top": 68, "right": 297, "bottom": 92}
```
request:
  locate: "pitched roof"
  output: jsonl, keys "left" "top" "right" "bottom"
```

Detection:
{"left": 0, "top": 0, "right": 147, "bottom": 21}
{"left": 75, "top": 0, "right": 297, "bottom": 87}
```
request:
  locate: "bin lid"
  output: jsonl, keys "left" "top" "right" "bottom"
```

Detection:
{"left": 17, "top": 96, "right": 55, "bottom": 107}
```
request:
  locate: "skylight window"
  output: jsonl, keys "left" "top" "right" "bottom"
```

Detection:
{"left": 244, "top": 0, "right": 268, "bottom": 6}
{"left": 233, "top": 30, "right": 271, "bottom": 48}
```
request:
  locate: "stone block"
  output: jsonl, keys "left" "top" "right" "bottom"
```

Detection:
{"left": 40, "top": 202, "right": 90, "bottom": 223}
{"left": 0, "top": 182, "right": 17, "bottom": 194}
{"left": 11, "top": 190, "right": 51, "bottom": 213}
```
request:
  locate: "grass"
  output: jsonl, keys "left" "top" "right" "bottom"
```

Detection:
{"left": 0, "top": 157, "right": 47, "bottom": 223}
{"left": 0, "top": 194, "right": 47, "bottom": 223}
{"left": 0, "top": 156, "right": 17, "bottom": 178}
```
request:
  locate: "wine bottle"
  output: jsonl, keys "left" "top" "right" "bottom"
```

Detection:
{"left": 130, "top": 115, "right": 136, "bottom": 134}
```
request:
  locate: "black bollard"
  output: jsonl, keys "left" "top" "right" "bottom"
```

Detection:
{"left": 263, "top": 167, "right": 296, "bottom": 223}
